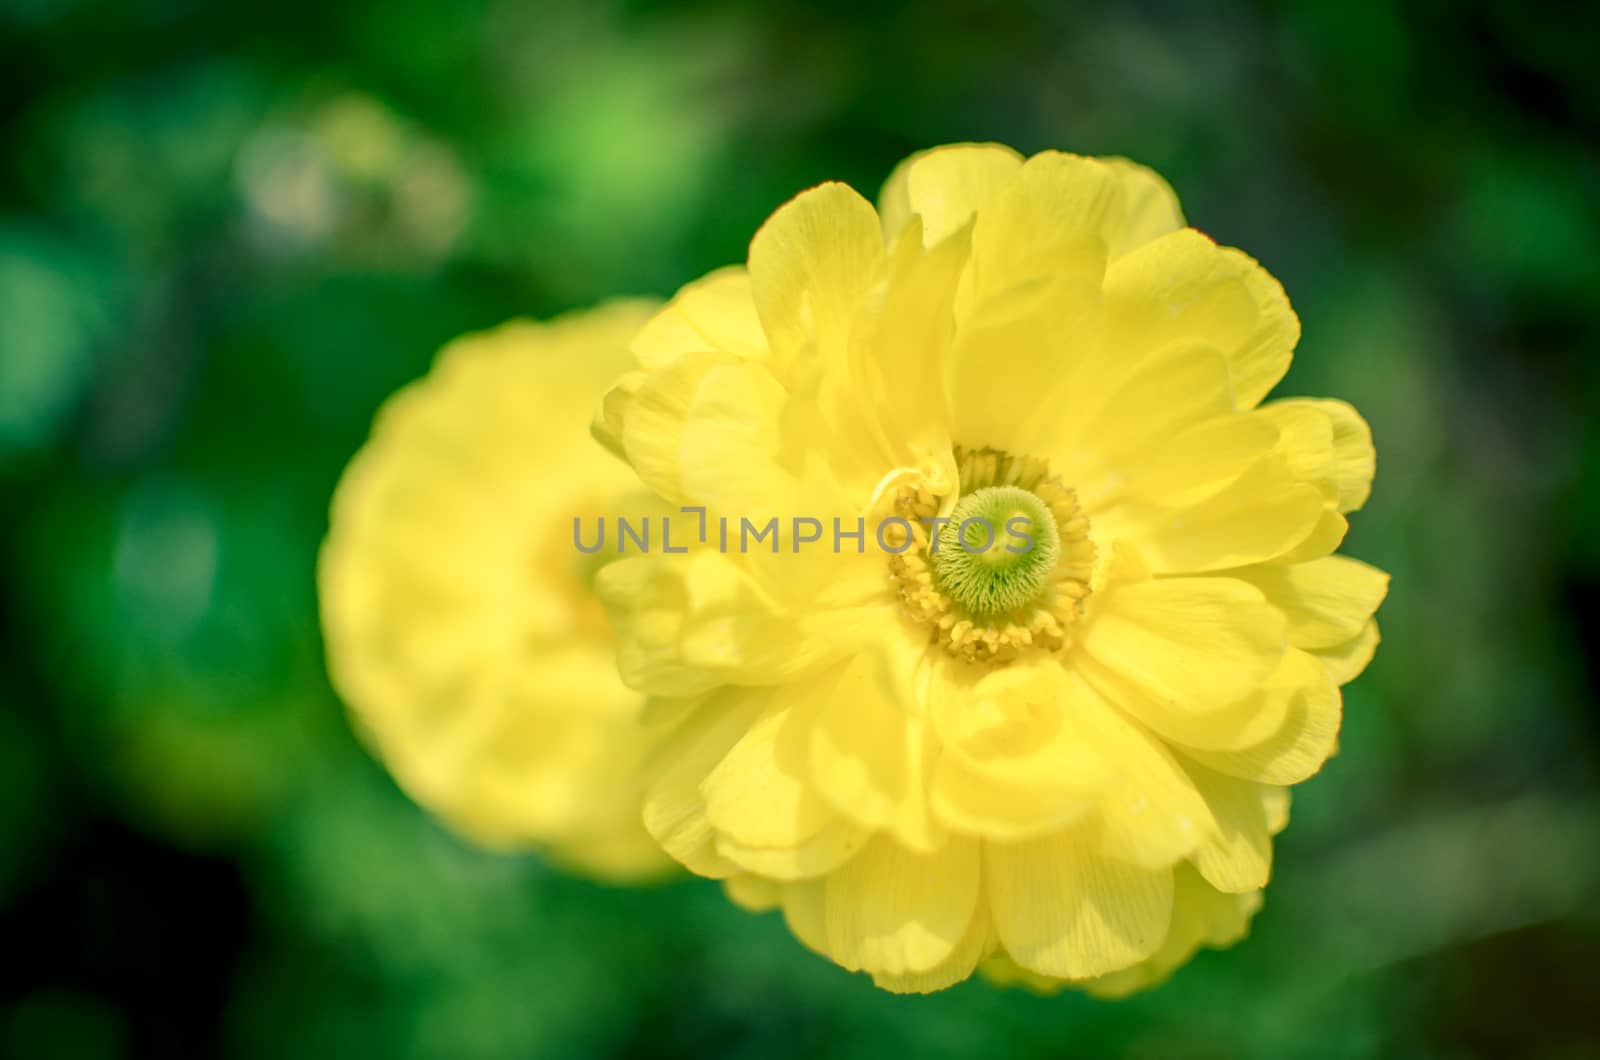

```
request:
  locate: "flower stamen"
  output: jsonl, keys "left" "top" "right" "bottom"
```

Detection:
{"left": 887, "top": 447, "right": 1095, "bottom": 665}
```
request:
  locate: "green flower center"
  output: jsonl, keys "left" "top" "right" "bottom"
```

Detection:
{"left": 931, "top": 486, "right": 1060, "bottom": 616}
{"left": 885, "top": 445, "right": 1096, "bottom": 665}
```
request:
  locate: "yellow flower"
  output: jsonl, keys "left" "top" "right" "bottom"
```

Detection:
{"left": 595, "top": 144, "right": 1388, "bottom": 992}
{"left": 319, "top": 302, "right": 673, "bottom": 881}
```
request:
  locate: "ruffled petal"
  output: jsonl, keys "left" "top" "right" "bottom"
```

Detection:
{"left": 1184, "top": 765, "right": 1273, "bottom": 893}
{"left": 1051, "top": 343, "right": 1272, "bottom": 515}
{"left": 780, "top": 878, "right": 829, "bottom": 954}
{"left": 1115, "top": 412, "right": 1280, "bottom": 511}
{"left": 1319, "top": 399, "right": 1377, "bottom": 513}
{"left": 1080, "top": 864, "right": 1260, "bottom": 999}
{"left": 947, "top": 271, "right": 1101, "bottom": 457}
{"left": 1101, "top": 228, "right": 1299, "bottom": 409}
{"left": 823, "top": 836, "right": 982, "bottom": 977}
{"left": 1235, "top": 555, "right": 1391, "bottom": 650}
{"left": 869, "top": 898, "right": 993, "bottom": 994}
{"left": 987, "top": 830, "right": 1174, "bottom": 979}
{"left": 809, "top": 637, "right": 945, "bottom": 851}
{"left": 1113, "top": 456, "right": 1327, "bottom": 573}
{"left": 947, "top": 158, "right": 1129, "bottom": 456}
{"left": 1079, "top": 576, "right": 1288, "bottom": 713}
{"left": 963, "top": 152, "right": 1124, "bottom": 310}
{"left": 928, "top": 662, "right": 1113, "bottom": 841}
{"left": 722, "top": 873, "right": 782, "bottom": 912}
{"left": 1312, "top": 620, "right": 1382, "bottom": 685}
{"left": 640, "top": 690, "right": 767, "bottom": 877}
{"left": 1059, "top": 343, "right": 1239, "bottom": 481}
{"left": 786, "top": 219, "right": 970, "bottom": 496}
{"left": 706, "top": 678, "right": 872, "bottom": 880}
{"left": 631, "top": 266, "right": 769, "bottom": 368}
{"left": 1257, "top": 399, "right": 1335, "bottom": 503}
{"left": 1278, "top": 508, "right": 1350, "bottom": 564}
{"left": 1181, "top": 649, "right": 1342, "bottom": 784}
{"left": 617, "top": 352, "right": 790, "bottom": 511}
{"left": 1085, "top": 744, "right": 1218, "bottom": 871}
{"left": 877, "top": 142, "right": 1024, "bottom": 245}
{"left": 748, "top": 182, "right": 886, "bottom": 379}
{"left": 948, "top": 156, "right": 1188, "bottom": 457}
{"left": 701, "top": 680, "right": 838, "bottom": 850}
{"left": 591, "top": 367, "right": 644, "bottom": 461}
{"left": 1263, "top": 397, "right": 1375, "bottom": 513}
{"left": 847, "top": 218, "right": 969, "bottom": 467}
{"left": 1082, "top": 639, "right": 1313, "bottom": 754}
{"left": 1097, "top": 157, "right": 1186, "bottom": 259}
{"left": 715, "top": 815, "right": 869, "bottom": 880}
{"left": 595, "top": 551, "right": 846, "bottom": 697}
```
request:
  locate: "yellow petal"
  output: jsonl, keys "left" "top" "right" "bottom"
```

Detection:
{"left": 965, "top": 152, "right": 1123, "bottom": 308}
{"left": 1052, "top": 342, "right": 1268, "bottom": 514}
{"left": 928, "top": 662, "right": 1112, "bottom": 841}
{"left": 946, "top": 161, "right": 1131, "bottom": 458}
{"left": 1086, "top": 742, "right": 1218, "bottom": 870}
{"left": 641, "top": 690, "right": 766, "bottom": 877}
{"left": 1102, "top": 228, "right": 1299, "bottom": 409}
{"left": 676, "top": 549, "right": 847, "bottom": 681}
{"left": 785, "top": 219, "right": 971, "bottom": 498}
{"left": 1116, "top": 412, "right": 1281, "bottom": 510}
{"left": 1278, "top": 508, "right": 1349, "bottom": 564}
{"left": 810, "top": 643, "right": 945, "bottom": 851}
{"left": 590, "top": 367, "right": 645, "bottom": 461}
{"left": 1312, "top": 619, "right": 1381, "bottom": 685}
{"left": 1080, "top": 642, "right": 1311, "bottom": 753}
{"left": 1184, "top": 765, "right": 1273, "bottom": 893}
{"left": 877, "top": 142, "right": 1024, "bottom": 245}
{"left": 596, "top": 551, "right": 846, "bottom": 696}
{"left": 631, "top": 266, "right": 769, "bottom": 369}
{"left": 846, "top": 218, "right": 970, "bottom": 466}
{"left": 948, "top": 270, "right": 1102, "bottom": 457}
{"left": 824, "top": 835, "right": 981, "bottom": 976}
{"left": 715, "top": 815, "right": 869, "bottom": 881}
{"left": 1079, "top": 576, "right": 1287, "bottom": 712}
{"left": 1235, "top": 556, "right": 1390, "bottom": 650}
{"left": 701, "top": 680, "right": 838, "bottom": 850}
{"left": 1258, "top": 400, "right": 1336, "bottom": 503}
{"left": 723, "top": 873, "right": 782, "bottom": 912}
{"left": 1318, "top": 399, "right": 1377, "bottom": 513}
{"left": 1079, "top": 863, "right": 1260, "bottom": 999}
{"left": 1096, "top": 157, "right": 1186, "bottom": 259}
{"left": 1063, "top": 343, "right": 1239, "bottom": 473}
{"left": 988, "top": 831, "right": 1174, "bottom": 979}
{"left": 869, "top": 900, "right": 994, "bottom": 994}
{"left": 1118, "top": 456, "right": 1326, "bottom": 573}
{"left": 780, "top": 877, "right": 829, "bottom": 954}
{"left": 1265, "top": 398, "right": 1375, "bottom": 511}
{"left": 1182, "top": 650, "right": 1342, "bottom": 784}
{"left": 590, "top": 554, "right": 707, "bottom": 697}
{"left": 619, "top": 352, "right": 789, "bottom": 511}
{"left": 1262, "top": 786, "right": 1291, "bottom": 834}
{"left": 747, "top": 181, "right": 886, "bottom": 378}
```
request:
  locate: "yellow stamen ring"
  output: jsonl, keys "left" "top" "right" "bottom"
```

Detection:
{"left": 887, "top": 447, "right": 1095, "bottom": 665}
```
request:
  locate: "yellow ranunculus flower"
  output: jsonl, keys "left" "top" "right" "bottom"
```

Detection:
{"left": 319, "top": 302, "right": 673, "bottom": 881}
{"left": 595, "top": 144, "right": 1388, "bottom": 992}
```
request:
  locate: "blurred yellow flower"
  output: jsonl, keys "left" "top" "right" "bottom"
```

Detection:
{"left": 319, "top": 302, "right": 673, "bottom": 881}
{"left": 594, "top": 144, "right": 1388, "bottom": 992}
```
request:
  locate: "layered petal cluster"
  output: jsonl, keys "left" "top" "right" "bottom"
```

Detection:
{"left": 320, "top": 302, "right": 673, "bottom": 881}
{"left": 595, "top": 145, "right": 1387, "bottom": 991}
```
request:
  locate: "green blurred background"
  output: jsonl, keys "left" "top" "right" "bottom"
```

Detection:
{"left": 3, "top": 1, "right": 1599, "bottom": 1057}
